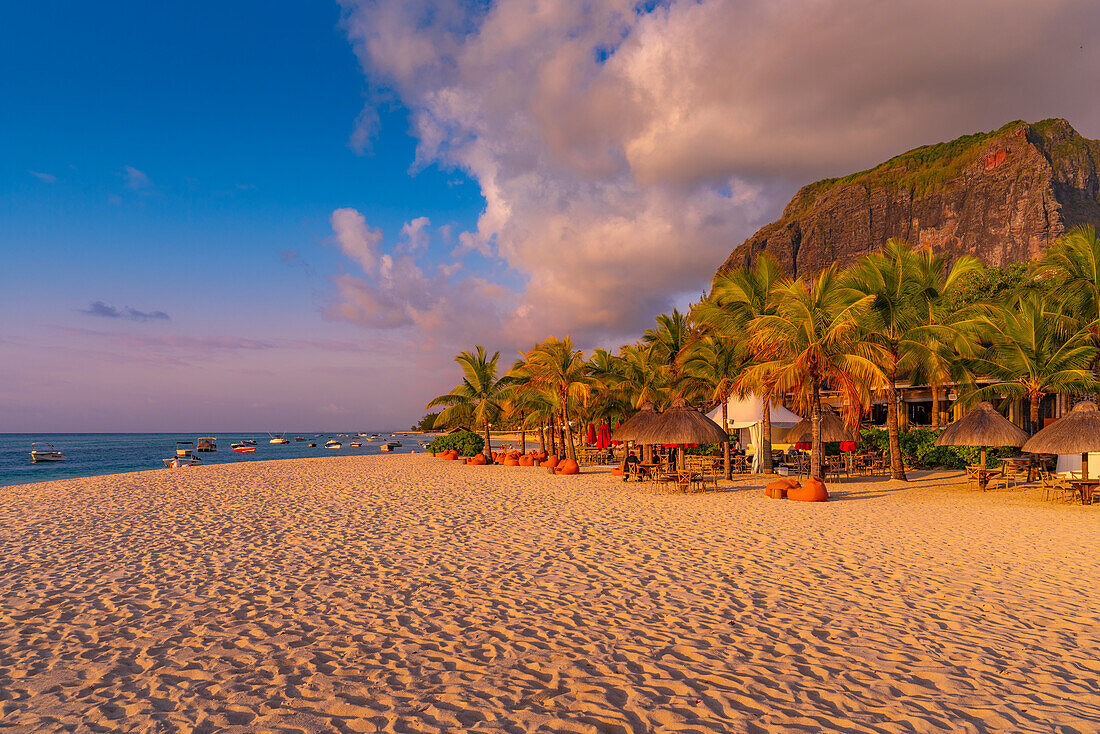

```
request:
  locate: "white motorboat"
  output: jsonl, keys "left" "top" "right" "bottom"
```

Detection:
{"left": 164, "top": 441, "right": 203, "bottom": 467}
{"left": 269, "top": 433, "right": 289, "bottom": 444}
{"left": 30, "top": 442, "right": 65, "bottom": 462}
{"left": 380, "top": 441, "right": 401, "bottom": 451}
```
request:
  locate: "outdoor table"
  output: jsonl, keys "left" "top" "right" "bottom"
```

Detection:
{"left": 968, "top": 466, "right": 1002, "bottom": 491}
{"left": 1070, "top": 478, "right": 1100, "bottom": 505}
{"left": 1002, "top": 457, "right": 1034, "bottom": 483}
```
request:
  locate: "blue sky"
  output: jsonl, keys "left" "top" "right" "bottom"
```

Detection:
{"left": 2, "top": 0, "right": 1097, "bottom": 431}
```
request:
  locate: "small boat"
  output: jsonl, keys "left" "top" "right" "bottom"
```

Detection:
{"left": 325, "top": 440, "right": 342, "bottom": 449}
{"left": 337, "top": 433, "right": 348, "bottom": 437}
{"left": 241, "top": 439, "right": 257, "bottom": 446}
{"left": 30, "top": 442, "right": 65, "bottom": 462}
{"left": 294, "top": 436, "right": 305, "bottom": 442}
{"left": 358, "top": 433, "right": 370, "bottom": 437}
{"left": 308, "top": 442, "right": 317, "bottom": 447}
{"left": 380, "top": 441, "right": 400, "bottom": 451}
{"left": 232, "top": 446, "right": 256, "bottom": 453}
{"left": 350, "top": 442, "right": 362, "bottom": 447}
{"left": 370, "top": 434, "right": 381, "bottom": 440}
{"left": 269, "top": 433, "right": 289, "bottom": 444}
{"left": 197, "top": 437, "right": 217, "bottom": 452}
{"left": 164, "top": 441, "right": 203, "bottom": 467}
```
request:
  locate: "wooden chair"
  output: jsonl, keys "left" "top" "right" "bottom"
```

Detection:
{"left": 1039, "top": 471, "right": 1076, "bottom": 502}
{"left": 825, "top": 455, "right": 848, "bottom": 482}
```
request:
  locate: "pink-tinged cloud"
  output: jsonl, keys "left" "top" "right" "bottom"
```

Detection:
{"left": 336, "top": 0, "right": 1100, "bottom": 350}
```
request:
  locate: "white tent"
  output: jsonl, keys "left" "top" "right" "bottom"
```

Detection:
{"left": 706, "top": 395, "right": 802, "bottom": 472}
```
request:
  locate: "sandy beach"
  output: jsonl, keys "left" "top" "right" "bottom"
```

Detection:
{"left": 0, "top": 455, "right": 1097, "bottom": 733}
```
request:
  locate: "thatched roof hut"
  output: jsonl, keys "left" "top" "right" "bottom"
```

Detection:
{"left": 936, "top": 402, "right": 1028, "bottom": 449}
{"left": 630, "top": 398, "right": 729, "bottom": 446}
{"left": 612, "top": 401, "right": 660, "bottom": 443}
{"left": 783, "top": 410, "right": 856, "bottom": 443}
{"left": 1022, "top": 401, "right": 1100, "bottom": 454}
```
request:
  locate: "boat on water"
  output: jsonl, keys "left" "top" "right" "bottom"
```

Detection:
{"left": 269, "top": 433, "right": 289, "bottom": 444}
{"left": 325, "top": 440, "right": 342, "bottom": 449}
{"left": 380, "top": 441, "right": 401, "bottom": 451}
{"left": 197, "top": 437, "right": 217, "bottom": 452}
{"left": 308, "top": 442, "right": 317, "bottom": 447}
{"left": 30, "top": 442, "right": 66, "bottom": 462}
{"left": 294, "top": 436, "right": 305, "bottom": 442}
{"left": 358, "top": 432, "right": 370, "bottom": 437}
{"left": 231, "top": 443, "right": 256, "bottom": 453}
{"left": 350, "top": 442, "right": 362, "bottom": 447}
{"left": 369, "top": 434, "right": 381, "bottom": 440}
{"left": 241, "top": 439, "right": 257, "bottom": 446}
{"left": 164, "top": 441, "right": 203, "bottom": 467}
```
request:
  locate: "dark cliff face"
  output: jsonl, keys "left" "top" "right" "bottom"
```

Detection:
{"left": 719, "top": 120, "right": 1100, "bottom": 277}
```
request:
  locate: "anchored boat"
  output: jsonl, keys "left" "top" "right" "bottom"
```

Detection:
{"left": 30, "top": 442, "right": 66, "bottom": 462}
{"left": 197, "top": 437, "right": 217, "bottom": 452}
{"left": 164, "top": 441, "right": 203, "bottom": 467}
{"left": 325, "top": 440, "right": 342, "bottom": 449}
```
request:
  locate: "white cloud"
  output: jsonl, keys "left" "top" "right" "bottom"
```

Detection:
{"left": 29, "top": 170, "right": 56, "bottom": 183}
{"left": 122, "top": 165, "right": 152, "bottom": 191}
{"left": 399, "top": 216, "right": 431, "bottom": 252}
{"left": 337, "top": 0, "right": 1100, "bottom": 347}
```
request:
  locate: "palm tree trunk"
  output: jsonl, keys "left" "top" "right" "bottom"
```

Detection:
{"left": 540, "top": 422, "right": 547, "bottom": 453}
{"left": 520, "top": 411, "right": 526, "bottom": 454}
{"left": 811, "top": 382, "right": 823, "bottom": 480}
{"left": 760, "top": 399, "right": 773, "bottom": 474}
{"left": 722, "top": 397, "right": 731, "bottom": 480}
{"left": 931, "top": 382, "right": 941, "bottom": 429}
{"left": 562, "top": 406, "right": 577, "bottom": 461}
{"left": 1030, "top": 393, "right": 1041, "bottom": 434}
{"left": 886, "top": 371, "right": 906, "bottom": 481}
{"left": 484, "top": 423, "right": 493, "bottom": 464}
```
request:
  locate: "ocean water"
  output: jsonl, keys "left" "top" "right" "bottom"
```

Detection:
{"left": 0, "top": 433, "right": 433, "bottom": 488}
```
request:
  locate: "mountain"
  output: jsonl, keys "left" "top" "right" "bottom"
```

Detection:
{"left": 718, "top": 119, "right": 1100, "bottom": 276}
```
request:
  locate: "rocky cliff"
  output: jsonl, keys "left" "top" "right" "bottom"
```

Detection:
{"left": 719, "top": 119, "right": 1100, "bottom": 276}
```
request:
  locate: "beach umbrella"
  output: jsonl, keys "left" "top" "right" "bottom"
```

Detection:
{"left": 935, "top": 401, "right": 1028, "bottom": 469}
{"left": 630, "top": 398, "right": 728, "bottom": 470}
{"left": 1022, "top": 401, "right": 1100, "bottom": 479}
{"left": 613, "top": 402, "right": 660, "bottom": 443}
{"left": 611, "top": 420, "right": 622, "bottom": 445}
{"left": 585, "top": 424, "right": 596, "bottom": 445}
{"left": 596, "top": 423, "right": 611, "bottom": 450}
{"left": 783, "top": 410, "right": 857, "bottom": 443}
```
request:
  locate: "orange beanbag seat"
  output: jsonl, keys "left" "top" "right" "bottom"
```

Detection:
{"left": 503, "top": 457, "right": 520, "bottom": 466}
{"left": 441, "top": 450, "right": 459, "bottom": 460}
{"left": 519, "top": 455, "right": 534, "bottom": 467}
{"left": 466, "top": 454, "right": 487, "bottom": 465}
{"left": 543, "top": 455, "right": 559, "bottom": 469}
{"left": 788, "top": 476, "right": 828, "bottom": 502}
{"left": 764, "top": 479, "right": 799, "bottom": 499}
{"left": 611, "top": 461, "right": 625, "bottom": 477}
{"left": 554, "top": 458, "right": 580, "bottom": 475}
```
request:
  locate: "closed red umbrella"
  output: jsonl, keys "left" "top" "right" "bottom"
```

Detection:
{"left": 585, "top": 424, "right": 596, "bottom": 445}
{"left": 795, "top": 441, "right": 812, "bottom": 451}
{"left": 839, "top": 441, "right": 858, "bottom": 452}
{"left": 611, "top": 421, "right": 622, "bottom": 445}
{"left": 596, "top": 423, "right": 611, "bottom": 449}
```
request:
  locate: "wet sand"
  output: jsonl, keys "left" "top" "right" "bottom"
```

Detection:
{"left": 0, "top": 455, "right": 1097, "bottom": 733}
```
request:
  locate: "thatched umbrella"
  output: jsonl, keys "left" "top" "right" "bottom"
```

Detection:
{"left": 613, "top": 401, "right": 660, "bottom": 443}
{"left": 783, "top": 410, "right": 856, "bottom": 444}
{"left": 631, "top": 398, "right": 729, "bottom": 470}
{"left": 935, "top": 401, "right": 1028, "bottom": 472}
{"left": 1022, "top": 401, "right": 1100, "bottom": 479}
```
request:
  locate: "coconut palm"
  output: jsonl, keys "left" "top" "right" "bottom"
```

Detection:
{"left": 426, "top": 346, "right": 513, "bottom": 462}
{"left": 523, "top": 337, "right": 593, "bottom": 461}
{"left": 962, "top": 294, "right": 1100, "bottom": 432}
{"left": 1038, "top": 225, "right": 1100, "bottom": 397}
{"left": 846, "top": 238, "right": 981, "bottom": 480}
{"left": 744, "top": 265, "right": 885, "bottom": 479}
{"left": 642, "top": 309, "right": 693, "bottom": 392}
{"left": 678, "top": 336, "right": 750, "bottom": 479}
{"left": 694, "top": 253, "right": 784, "bottom": 473}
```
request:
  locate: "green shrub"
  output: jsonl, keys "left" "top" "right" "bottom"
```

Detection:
{"left": 427, "top": 431, "right": 485, "bottom": 456}
{"left": 684, "top": 443, "right": 722, "bottom": 456}
{"left": 859, "top": 427, "right": 1016, "bottom": 469}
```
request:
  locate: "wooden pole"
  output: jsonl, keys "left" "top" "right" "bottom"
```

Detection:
{"left": 1082, "top": 452, "right": 1089, "bottom": 480}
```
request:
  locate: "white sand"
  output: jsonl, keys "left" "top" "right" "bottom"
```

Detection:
{"left": 0, "top": 455, "right": 1097, "bottom": 733}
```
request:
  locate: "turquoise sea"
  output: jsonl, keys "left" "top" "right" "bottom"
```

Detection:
{"left": 0, "top": 432, "right": 433, "bottom": 487}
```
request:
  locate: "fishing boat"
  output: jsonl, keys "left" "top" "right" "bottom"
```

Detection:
{"left": 350, "top": 441, "right": 362, "bottom": 447}
{"left": 269, "top": 433, "right": 289, "bottom": 444}
{"left": 163, "top": 441, "right": 203, "bottom": 467}
{"left": 325, "top": 440, "right": 342, "bottom": 449}
{"left": 30, "top": 442, "right": 65, "bottom": 462}
{"left": 358, "top": 432, "right": 370, "bottom": 437}
{"left": 294, "top": 436, "right": 305, "bottom": 442}
{"left": 197, "top": 437, "right": 217, "bottom": 452}
{"left": 380, "top": 441, "right": 400, "bottom": 451}
{"left": 241, "top": 439, "right": 257, "bottom": 446}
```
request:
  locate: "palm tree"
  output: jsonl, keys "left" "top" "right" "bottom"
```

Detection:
{"left": 846, "top": 238, "right": 980, "bottom": 480}
{"left": 679, "top": 336, "right": 750, "bottom": 479}
{"left": 744, "top": 265, "right": 884, "bottom": 479}
{"left": 695, "top": 253, "right": 784, "bottom": 473}
{"left": 963, "top": 294, "right": 1100, "bottom": 432}
{"left": 426, "top": 346, "right": 513, "bottom": 462}
{"left": 1038, "top": 225, "right": 1100, "bottom": 397}
{"left": 523, "top": 337, "right": 593, "bottom": 461}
